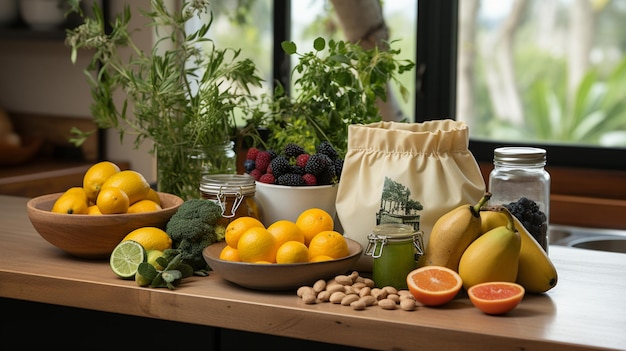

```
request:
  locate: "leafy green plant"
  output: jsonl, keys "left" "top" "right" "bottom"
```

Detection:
{"left": 242, "top": 37, "right": 415, "bottom": 157}
{"left": 65, "top": 0, "right": 263, "bottom": 198}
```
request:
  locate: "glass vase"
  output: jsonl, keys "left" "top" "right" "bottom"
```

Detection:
{"left": 157, "top": 141, "right": 237, "bottom": 200}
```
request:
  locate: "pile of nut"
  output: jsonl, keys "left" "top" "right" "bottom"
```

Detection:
{"left": 296, "top": 271, "right": 417, "bottom": 311}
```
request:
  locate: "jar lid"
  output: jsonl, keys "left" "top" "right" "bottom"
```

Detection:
{"left": 494, "top": 147, "right": 546, "bottom": 166}
{"left": 370, "top": 223, "right": 418, "bottom": 240}
{"left": 199, "top": 174, "right": 256, "bottom": 195}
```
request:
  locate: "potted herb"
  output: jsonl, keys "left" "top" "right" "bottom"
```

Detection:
{"left": 65, "top": 0, "right": 263, "bottom": 200}
{"left": 242, "top": 37, "right": 415, "bottom": 158}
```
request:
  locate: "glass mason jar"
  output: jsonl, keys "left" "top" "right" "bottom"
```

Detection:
{"left": 488, "top": 147, "right": 551, "bottom": 251}
{"left": 200, "top": 174, "right": 260, "bottom": 228}
{"left": 365, "top": 223, "right": 424, "bottom": 289}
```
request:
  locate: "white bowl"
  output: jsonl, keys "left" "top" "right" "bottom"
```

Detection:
{"left": 19, "top": 0, "right": 68, "bottom": 30}
{"left": 254, "top": 181, "right": 338, "bottom": 227}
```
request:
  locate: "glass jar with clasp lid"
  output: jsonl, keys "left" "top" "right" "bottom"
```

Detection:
{"left": 199, "top": 174, "right": 260, "bottom": 227}
{"left": 365, "top": 223, "right": 424, "bottom": 289}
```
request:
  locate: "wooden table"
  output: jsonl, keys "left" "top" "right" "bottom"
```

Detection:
{"left": 1, "top": 194, "right": 625, "bottom": 351}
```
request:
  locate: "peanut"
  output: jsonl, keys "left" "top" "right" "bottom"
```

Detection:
{"left": 334, "top": 274, "right": 353, "bottom": 286}
{"left": 325, "top": 283, "right": 345, "bottom": 294}
{"left": 358, "top": 286, "right": 371, "bottom": 298}
{"left": 302, "top": 292, "right": 317, "bottom": 305}
{"left": 378, "top": 298, "right": 397, "bottom": 310}
{"left": 313, "top": 279, "right": 327, "bottom": 293}
{"left": 329, "top": 291, "right": 346, "bottom": 304}
{"left": 341, "top": 294, "right": 360, "bottom": 306}
{"left": 350, "top": 300, "right": 367, "bottom": 311}
{"left": 400, "top": 299, "right": 417, "bottom": 311}
{"left": 297, "top": 286, "right": 315, "bottom": 297}
{"left": 317, "top": 290, "right": 331, "bottom": 302}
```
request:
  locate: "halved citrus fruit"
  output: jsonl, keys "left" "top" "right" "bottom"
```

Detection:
{"left": 406, "top": 266, "right": 463, "bottom": 306}
{"left": 467, "top": 281, "right": 525, "bottom": 315}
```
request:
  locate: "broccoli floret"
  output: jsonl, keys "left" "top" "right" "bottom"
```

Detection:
{"left": 165, "top": 199, "right": 225, "bottom": 274}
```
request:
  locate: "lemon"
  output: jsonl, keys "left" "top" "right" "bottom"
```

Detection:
{"left": 307, "top": 230, "right": 349, "bottom": 260}
{"left": 101, "top": 170, "right": 151, "bottom": 205}
{"left": 127, "top": 199, "right": 162, "bottom": 214}
{"left": 267, "top": 220, "right": 305, "bottom": 248}
{"left": 276, "top": 241, "right": 309, "bottom": 264}
{"left": 225, "top": 216, "right": 265, "bottom": 248}
{"left": 218, "top": 245, "right": 241, "bottom": 262}
{"left": 96, "top": 187, "right": 130, "bottom": 214}
{"left": 82, "top": 161, "right": 121, "bottom": 203}
{"left": 296, "top": 208, "right": 334, "bottom": 246}
{"left": 237, "top": 226, "right": 278, "bottom": 263}
{"left": 122, "top": 227, "right": 173, "bottom": 251}
{"left": 87, "top": 205, "right": 102, "bottom": 215}
{"left": 110, "top": 240, "right": 146, "bottom": 279}
{"left": 146, "top": 249, "right": 165, "bottom": 270}
{"left": 145, "top": 188, "right": 161, "bottom": 205}
{"left": 51, "top": 187, "right": 89, "bottom": 215}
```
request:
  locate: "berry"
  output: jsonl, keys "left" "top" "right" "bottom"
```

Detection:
{"left": 277, "top": 173, "right": 305, "bottom": 186}
{"left": 317, "top": 141, "right": 338, "bottom": 160}
{"left": 258, "top": 173, "right": 276, "bottom": 184}
{"left": 255, "top": 151, "right": 272, "bottom": 173}
{"left": 302, "top": 173, "right": 317, "bottom": 185}
{"left": 334, "top": 158, "right": 344, "bottom": 181}
{"left": 304, "top": 153, "right": 330, "bottom": 176}
{"left": 295, "top": 153, "right": 310, "bottom": 168}
{"left": 284, "top": 143, "right": 306, "bottom": 158}
{"left": 249, "top": 168, "right": 262, "bottom": 181}
{"left": 246, "top": 147, "right": 260, "bottom": 160}
{"left": 317, "top": 165, "right": 337, "bottom": 185}
{"left": 243, "top": 159, "right": 256, "bottom": 173}
{"left": 504, "top": 197, "right": 548, "bottom": 249}
{"left": 270, "top": 155, "right": 292, "bottom": 178}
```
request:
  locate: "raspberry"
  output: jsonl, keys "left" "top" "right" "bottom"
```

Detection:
{"left": 277, "top": 173, "right": 305, "bottom": 186}
{"left": 255, "top": 151, "right": 272, "bottom": 173}
{"left": 246, "top": 147, "right": 260, "bottom": 160}
{"left": 302, "top": 173, "right": 317, "bottom": 185}
{"left": 284, "top": 143, "right": 306, "bottom": 158}
{"left": 270, "top": 155, "right": 292, "bottom": 178}
{"left": 249, "top": 168, "right": 262, "bottom": 181}
{"left": 258, "top": 173, "right": 276, "bottom": 184}
{"left": 296, "top": 153, "right": 310, "bottom": 168}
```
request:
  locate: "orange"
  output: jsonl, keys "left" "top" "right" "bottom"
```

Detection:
{"left": 51, "top": 187, "right": 89, "bottom": 215}
{"left": 225, "top": 216, "right": 265, "bottom": 248}
{"left": 219, "top": 245, "right": 241, "bottom": 262}
{"left": 101, "top": 170, "right": 150, "bottom": 205}
{"left": 307, "top": 230, "right": 349, "bottom": 260}
{"left": 467, "top": 282, "right": 525, "bottom": 315}
{"left": 406, "top": 266, "right": 463, "bottom": 306}
{"left": 87, "top": 205, "right": 102, "bottom": 215}
{"left": 145, "top": 188, "right": 161, "bottom": 205}
{"left": 127, "top": 199, "right": 162, "bottom": 213}
{"left": 96, "top": 187, "right": 130, "bottom": 214}
{"left": 267, "top": 220, "right": 305, "bottom": 248}
{"left": 296, "top": 208, "right": 334, "bottom": 245}
{"left": 276, "top": 241, "right": 309, "bottom": 264}
{"left": 237, "top": 226, "right": 278, "bottom": 263}
{"left": 122, "top": 227, "right": 173, "bottom": 251}
{"left": 82, "top": 161, "right": 121, "bottom": 203}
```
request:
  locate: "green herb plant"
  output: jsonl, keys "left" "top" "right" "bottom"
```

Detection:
{"left": 65, "top": 0, "right": 263, "bottom": 199}
{"left": 242, "top": 37, "right": 415, "bottom": 157}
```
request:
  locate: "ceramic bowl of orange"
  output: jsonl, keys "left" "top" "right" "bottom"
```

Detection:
{"left": 202, "top": 238, "right": 363, "bottom": 291}
{"left": 26, "top": 191, "right": 183, "bottom": 259}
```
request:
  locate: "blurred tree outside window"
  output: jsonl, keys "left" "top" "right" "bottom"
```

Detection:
{"left": 457, "top": 0, "right": 626, "bottom": 149}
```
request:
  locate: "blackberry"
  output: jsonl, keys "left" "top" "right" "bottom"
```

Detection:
{"left": 243, "top": 159, "right": 256, "bottom": 173}
{"left": 317, "top": 165, "right": 337, "bottom": 185}
{"left": 304, "top": 153, "right": 330, "bottom": 176}
{"left": 333, "top": 158, "right": 344, "bottom": 181}
{"left": 269, "top": 155, "right": 292, "bottom": 178}
{"left": 504, "top": 197, "right": 548, "bottom": 249}
{"left": 284, "top": 143, "right": 306, "bottom": 158}
{"left": 277, "top": 173, "right": 305, "bottom": 186}
{"left": 317, "top": 141, "right": 339, "bottom": 160}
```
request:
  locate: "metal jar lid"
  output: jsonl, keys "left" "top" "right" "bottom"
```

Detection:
{"left": 494, "top": 147, "right": 546, "bottom": 166}
{"left": 365, "top": 223, "right": 424, "bottom": 259}
{"left": 199, "top": 174, "right": 256, "bottom": 196}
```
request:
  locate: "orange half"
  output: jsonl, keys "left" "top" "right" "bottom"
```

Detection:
{"left": 406, "top": 266, "right": 463, "bottom": 306}
{"left": 467, "top": 281, "right": 525, "bottom": 315}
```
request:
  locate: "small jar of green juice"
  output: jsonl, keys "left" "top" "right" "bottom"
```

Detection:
{"left": 365, "top": 224, "right": 424, "bottom": 289}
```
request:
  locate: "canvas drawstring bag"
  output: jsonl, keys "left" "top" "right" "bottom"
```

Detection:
{"left": 335, "top": 120, "right": 486, "bottom": 271}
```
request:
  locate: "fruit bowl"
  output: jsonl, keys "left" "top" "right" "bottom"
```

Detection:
{"left": 26, "top": 192, "right": 183, "bottom": 259}
{"left": 202, "top": 238, "right": 363, "bottom": 291}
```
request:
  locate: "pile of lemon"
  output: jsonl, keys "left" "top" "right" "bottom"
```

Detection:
{"left": 219, "top": 208, "right": 350, "bottom": 264}
{"left": 51, "top": 161, "right": 161, "bottom": 215}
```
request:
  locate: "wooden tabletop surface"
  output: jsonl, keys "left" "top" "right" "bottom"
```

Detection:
{"left": 1, "top": 194, "right": 625, "bottom": 351}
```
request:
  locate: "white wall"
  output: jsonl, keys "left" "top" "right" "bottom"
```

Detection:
{"left": 0, "top": 0, "right": 156, "bottom": 183}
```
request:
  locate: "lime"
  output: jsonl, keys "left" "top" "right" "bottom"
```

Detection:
{"left": 110, "top": 240, "right": 146, "bottom": 279}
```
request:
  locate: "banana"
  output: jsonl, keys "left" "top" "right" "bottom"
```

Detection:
{"left": 512, "top": 215, "right": 558, "bottom": 293}
{"left": 458, "top": 206, "right": 521, "bottom": 290}
{"left": 417, "top": 193, "right": 491, "bottom": 272}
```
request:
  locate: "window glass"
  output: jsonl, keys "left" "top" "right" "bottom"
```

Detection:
{"left": 457, "top": 0, "right": 626, "bottom": 149}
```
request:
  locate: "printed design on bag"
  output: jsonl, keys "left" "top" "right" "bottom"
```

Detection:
{"left": 376, "top": 177, "right": 422, "bottom": 231}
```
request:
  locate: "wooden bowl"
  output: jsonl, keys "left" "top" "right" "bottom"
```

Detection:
{"left": 202, "top": 238, "right": 363, "bottom": 291}
{"left": 26, "top": 192, "right": 183, "bottom": 259}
